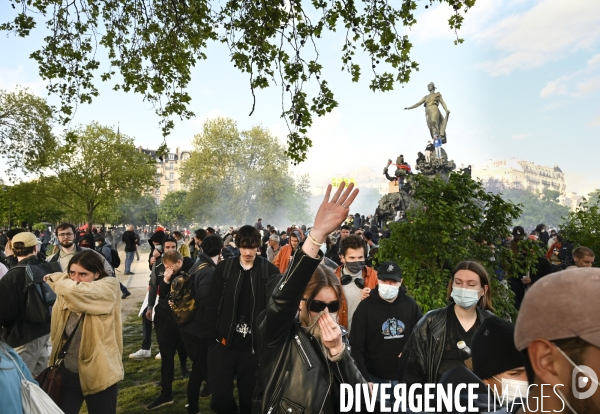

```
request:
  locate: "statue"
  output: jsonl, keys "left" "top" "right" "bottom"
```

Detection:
{"left": 405, "top": 82, "right": 450, "bottom": 143}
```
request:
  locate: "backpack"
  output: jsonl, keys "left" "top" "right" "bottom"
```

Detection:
{"left": 15, "top": 262, "right": 59, "bottom": 324}
{"left": 170, "top": 262, "right": 209, "bottom": 325}
{"left": 557, "top": 241, "right": 574, "bottom": 266}
{"left": 109, "top": 247, "right": 121, "bottom": 268}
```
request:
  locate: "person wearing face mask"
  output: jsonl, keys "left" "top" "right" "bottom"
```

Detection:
{"left": 253, "top": 182, "right": 367, "bottom": 414}
{"left": 334, "top": 234, "right": 378, "bottom": 331}
{"left": 402, "top": 260, "right": 494, "bottom": 386}
{"left": 471, "top": 316, "right": 527, "bottom": 411}
{"left": 349, "top": 261, "right": 423, "bottom": 408}
{"left": 487, "top": 267, "right": 600, "bottom": 414}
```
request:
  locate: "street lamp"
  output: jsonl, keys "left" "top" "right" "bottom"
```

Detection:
{"left": 2, "top": 186, "right": 11, "bottom": 229}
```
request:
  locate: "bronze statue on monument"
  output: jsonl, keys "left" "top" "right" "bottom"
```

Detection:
{"left": 404, "top": 82, "right": 450, "bottom": 144}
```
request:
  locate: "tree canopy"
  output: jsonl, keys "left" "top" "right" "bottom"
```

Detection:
{"left": 1, "top": 0, "right": 476, "bottom": 163}
{"left": 180, "top": 116, "right": 311, "bottom": 226}
{"left": 33, "top": 122, "right": 158, "bottom": 230}
{"left": 560, "top": 195, "right": 600, "bottom": 265}
{"left": 378, "top": 172, "right": 523, "bottom": 319}
{"left": 0, "top": 87, "right": 57, "bottom": 174}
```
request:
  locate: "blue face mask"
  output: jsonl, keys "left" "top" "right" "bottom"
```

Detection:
{"left": 451, "top": 287, "right": 482, "bottom": 309}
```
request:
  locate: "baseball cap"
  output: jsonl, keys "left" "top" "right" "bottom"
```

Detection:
{"left": 377, "top": 261, "right": 403, "bottom": 283}
{"left": 514, "top": 267, "right": 600, "bottom": 351}
{"left": 363, "top": 231, "right": 373, "bottom": 240}
{"left": 512, "top": 226, "right": 525, "bottom": 238}
{"left": 12, "top": 232, "right": 39, "bottom": 248}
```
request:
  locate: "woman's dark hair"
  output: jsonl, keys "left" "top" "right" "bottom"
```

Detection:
{"left": 202, "top": 235, "right": 224, "bottom": 257}
{"left": 236, "top": 225, "right": 261, "bottom": 248}
{"left": 56, "top": 223, "right": 76, "bottom": 236}
{"left": 68, "top": 250, "right": 109, "bottom": 280}
{"left": 304, "top": 265, "right": 343, "bottom": 312}
{"left": 447, "top": 260, "right": 494, "bottom": 311}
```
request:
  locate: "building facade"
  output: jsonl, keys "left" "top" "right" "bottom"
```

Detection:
{"left": 139, "top": 147, "right": 191, "bottom": 204}
{"left": 472, "top": 158, "right": 566, "bottom": 197}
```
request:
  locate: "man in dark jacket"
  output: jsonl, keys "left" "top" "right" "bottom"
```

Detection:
{"left": 350, "top": 261, "right": 422, "bottom": 408}
{"left": 0, "top": 232, "right": 59, "bottom": 376}
{"left": 327, "top": 224, "right": 351, "bottom": 266}
{"left": 145, "top": 237, "right": 193, "bottom": 410}
{"left": 121, "top": 225, "right": 138, "bottom": 275}
{"left": 204, "top": 225, "right": 279, "bottom": 414}
{"left": 181, "top": 235, "right": 223, "bottom": 414}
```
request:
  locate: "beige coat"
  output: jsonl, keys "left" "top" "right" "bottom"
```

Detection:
{"left": 47, "top": 272, "right": 124, "bottom": 395}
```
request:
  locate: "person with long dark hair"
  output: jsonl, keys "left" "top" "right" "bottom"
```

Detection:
{"left": 44, "top": 249, "right": 123, "bottom": 414}
{"left": 254, "top": 182, "right": 368, "bottom": 413}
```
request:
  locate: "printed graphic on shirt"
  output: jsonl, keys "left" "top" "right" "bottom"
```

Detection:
{"left": 382, "top": 318, "right": 405, "bottom": 339}
{"left": 236, "top": 316, "right": 252, "bottom": 337}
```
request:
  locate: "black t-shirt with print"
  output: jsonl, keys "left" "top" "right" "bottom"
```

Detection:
{"left": 231, "top": 267, "right": 253, "bottom": 351}
{"left": 437, "top": 307, "right": 480, "bottom": 381}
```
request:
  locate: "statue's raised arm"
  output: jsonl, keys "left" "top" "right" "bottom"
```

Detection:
{"left": 404, "top": 96, "right": 426, "bottom": 110}
{"left": 404, "top": 82, "right": 451, "bottom": 143}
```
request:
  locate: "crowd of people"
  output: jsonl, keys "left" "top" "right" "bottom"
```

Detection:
{"left": 0, "top": 182, "right": 598, "bottom": 414}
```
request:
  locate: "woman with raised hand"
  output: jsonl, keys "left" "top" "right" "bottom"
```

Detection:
{"left": 44, "top": 249, "right": 123, "bottom": 414}
{"left": 254, "top": 182, "right": 368, "bottom": 414}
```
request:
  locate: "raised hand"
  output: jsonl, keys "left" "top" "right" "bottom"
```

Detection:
{"left": 310, "top": 182, "right": 359, "bottom": 243}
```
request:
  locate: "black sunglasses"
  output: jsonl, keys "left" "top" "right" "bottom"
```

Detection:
{"left": 341, "top": 274, "right": 365, "bottom": 289}
{"left": 303, "top": 299, "right": 340, "bottom": 313}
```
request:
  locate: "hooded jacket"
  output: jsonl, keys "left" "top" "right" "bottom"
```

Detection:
{"left": 272, "top": 231, "right": 302, "bottom": 274}
{"left": 334, "top": 265, "right": 379, "bottom": 329}
{"left": 46, "top": 271, "right": 123, "bottom": 396}
{"left": 349, "top": 285, "right": 423, "bottom": 381}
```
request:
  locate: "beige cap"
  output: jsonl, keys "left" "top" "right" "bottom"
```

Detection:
{"left": 514, "top": 267, "right": 600, "bottom": 351}
{"left": 12, "top": 232, "right": 39, "bottom": 248}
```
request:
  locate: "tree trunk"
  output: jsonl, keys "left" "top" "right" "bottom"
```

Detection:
{"left": 87, "top": 209, "right": 94, "bottom": 235}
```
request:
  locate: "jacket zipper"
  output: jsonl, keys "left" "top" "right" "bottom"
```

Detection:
{"left": 251, "top": 269, "right": 255, "bottom": 354}
{"left": 294, "top": 334, "right": 313, "bottom": 369}
{"left": 310, "top": 335, "right": 333, "bottom": 413}
{"left": 266, "top": 370, "right": 290, "bottom": 414}
{"left": 227, "top": 269, "right": 242, "bottom": 345}
{"left": 278, "top": 254, "right": 305, "bottom": 291}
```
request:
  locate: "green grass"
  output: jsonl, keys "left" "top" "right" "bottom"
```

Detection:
{"left": 83, "top": 304, "right": 216, "bottom": 413}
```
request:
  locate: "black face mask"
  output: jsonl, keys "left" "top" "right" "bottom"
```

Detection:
{"left": 345, "top": 261, "right": 365, "bottom": 274}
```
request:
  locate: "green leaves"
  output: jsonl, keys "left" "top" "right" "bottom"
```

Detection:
{"left": 560, "top": 193, "right": 600, "bottom": 264}
{"left": 377, "top": 171, "right": 520, "bottom": 319}
{"left": 0, "top": 87, "right": 56, "bottom": 176}
{"left": 180, "top": 117, "right": 311, "bottom": 225}
{"left": 2, "top": 0, "right": 476, "bottom": 164}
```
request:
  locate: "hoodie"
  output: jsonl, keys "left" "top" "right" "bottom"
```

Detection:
{"left": 349, "top": 285, "right": 422, "bottom": 381}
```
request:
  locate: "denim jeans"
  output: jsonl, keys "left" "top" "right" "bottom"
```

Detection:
{"left": 370, "top": 374, "right": 400, "bottom": 409}
{"left": 124, "top": 251, "right": 135, "bottom": 273}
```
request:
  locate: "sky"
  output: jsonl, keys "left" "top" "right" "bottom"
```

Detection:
{"left": 1, "top": 0, "right": 600, "bottom": 197}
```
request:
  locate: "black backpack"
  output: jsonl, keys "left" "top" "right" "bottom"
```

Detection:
{"left": 14, "top": 262, "right": 60, "bottom": 324}
{"left": 109, "top": 247, "right": 121, "bottom": 268}
{"left": 558, "top": 241, "right": 574, "bottom": 266}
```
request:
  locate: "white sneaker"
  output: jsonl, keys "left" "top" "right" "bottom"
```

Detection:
{"left": 129, "top": 349, "right": 151, "bottom": 360}
{"left": 155, "top": 352, "right": 162, "bottom": 360}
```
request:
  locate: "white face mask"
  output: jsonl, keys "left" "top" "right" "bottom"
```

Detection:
{"left": 554, "top": 345, "right": 600, "bottom": 414}
{"left": 378, "top": 283, "right": 400, "bottom": 300}
{"left": 95, "top": 242, "right": 101, "bottom": 247}
{"left": 493, "top": 377, "right": 529, "bottom": 402}
{"left": 451, "top": 287, "right": 482, "bottom": 309}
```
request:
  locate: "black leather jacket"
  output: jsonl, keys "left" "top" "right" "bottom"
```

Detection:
{"left": 402, "top": 304, "right": 493, "bottom": 386}
{"left": 254, "top": 249, "right": 367, "bottom": 414}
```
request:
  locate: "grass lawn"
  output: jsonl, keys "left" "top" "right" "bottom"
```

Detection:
{"left": 83, "top": 304, "right": 216, "bottom": 413}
